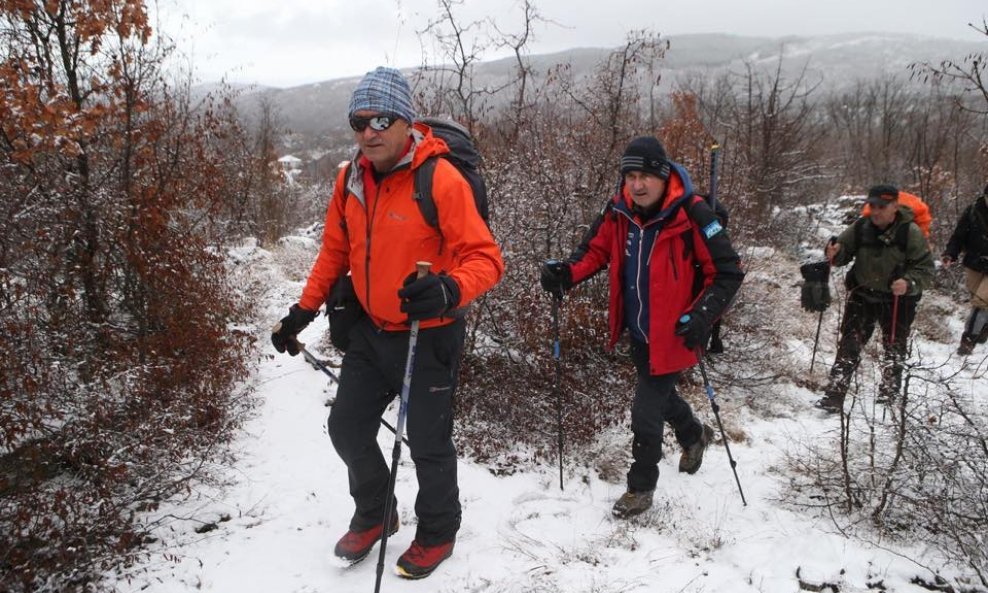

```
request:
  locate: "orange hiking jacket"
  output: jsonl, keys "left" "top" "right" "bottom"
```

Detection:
{"left": 298, "top": 122, "right": 503, "bottom": 331}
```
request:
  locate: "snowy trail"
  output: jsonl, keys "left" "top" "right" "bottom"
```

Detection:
{"left": 108, "top": 336, "right": 945, "bottom": 593}
{"left": 105, "top": 245, "right": 983, "bottom": 593}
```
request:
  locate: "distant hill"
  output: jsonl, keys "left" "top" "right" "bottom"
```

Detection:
{"left": 206, "top": 32, "right": 983, "bottom": 168}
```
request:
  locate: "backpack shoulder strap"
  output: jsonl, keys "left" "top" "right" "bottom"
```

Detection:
{"left": 338, "top": 162, "right": 353, "bottom": 234}
{"left": 895, "top": 222, "right": 910, "bottom": 253}
{"left": 852, "top": 216, "right": 873, "bottom": 251}
{"left": 677, "top": 194, "right": 706, "bottom": 260}
{"left": 413, "top": 156, "right": 440, "bottom": 231}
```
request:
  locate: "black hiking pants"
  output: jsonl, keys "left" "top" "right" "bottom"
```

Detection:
{"left": 826, "top": 289, "right": 918, "bottom": 402}
{"left": 626, "top": 338, "right": 704, "bottom": 493}
{"left": 327, "top": 316, "right": 465, "bottom": 546}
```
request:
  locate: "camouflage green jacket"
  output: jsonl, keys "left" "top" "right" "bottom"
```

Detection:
{"left": 833, "top": 206, "right": 934, "bottom": 299}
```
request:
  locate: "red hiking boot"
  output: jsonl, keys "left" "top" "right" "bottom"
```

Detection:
{"left": 395, "top": 539, "right": 454, "bottom": 579}
{"left": 333, "top": 512, "right": 399, "bottom": 565}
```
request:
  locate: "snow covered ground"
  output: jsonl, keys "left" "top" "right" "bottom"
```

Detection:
{"left": 104, "top": 235, "right": 986, "bottom": 593}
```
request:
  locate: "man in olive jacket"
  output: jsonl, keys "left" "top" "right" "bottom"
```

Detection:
{"left": 817, "top": 185, "right": 935, "bottom": 412}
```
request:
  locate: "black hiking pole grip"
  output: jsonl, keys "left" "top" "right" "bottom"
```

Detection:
{"left": 552, "top": 295, "right": 564, "bottom": 491}
{"left": 691, "top": 340, "right": 747, "bottom": 507}
{"left": 374, "top": 261, "right": 431, "bottom": 593}
{"left": 709, "top": 142, "right": 720, "bottom": 213}
{"left": 299, "top": 344, "right": 408, "bottom": 446}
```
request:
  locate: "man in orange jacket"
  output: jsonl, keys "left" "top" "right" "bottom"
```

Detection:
{"left": 271, "top": 67, "right": 503, "bottom": 579}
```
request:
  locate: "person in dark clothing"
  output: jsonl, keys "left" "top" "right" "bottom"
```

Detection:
{"left": 540, "top": 136, "right": 744, "bottom": 518}
{"left": 816, "top": 185, "right": 935, "bottom": 413}
{"left": 942, "top": 184, "right": 988, "bottom": 355}
{"left": 270, "top": 67, "right": 503, "bottom": 579}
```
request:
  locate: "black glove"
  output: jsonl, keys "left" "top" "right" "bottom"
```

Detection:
{"left": 540, "top": 260, "right": 572, "bottom": 298}
{"left": 398, "top": 272, "right": 461, "bottom": 321}
{"left": 801, "top": 283, "right": 831, "bottom": 312}
{"left": 271, "top": 304, "right": 317, "bottom": 356}
{"left": 799, "top": 260, "right": 831, "bottom": 282}
{"left": 799, "top": 260, "right": 831, "bottom": 313}
{"left": 675, "top": 312, "right": 712, "bottom": 351}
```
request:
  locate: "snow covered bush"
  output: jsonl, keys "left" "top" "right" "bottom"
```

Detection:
{"left": 0, "top": 3, "right": 258, "bottom": 591}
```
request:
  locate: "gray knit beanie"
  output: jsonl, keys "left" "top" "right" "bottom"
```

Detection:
{"left": 348, "top": 67, "right": 416, "bottom": 123}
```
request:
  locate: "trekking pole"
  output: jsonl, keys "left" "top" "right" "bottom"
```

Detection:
{"left": 299, "top": 343, "right": 341, "bottom": 383}
{"left": 297, "top": 344, "right": 409, "bottom": 446}
{"left": 708, "top": 141, "right": 720, "bottom": 212}
{"left": 890, "top": 294, "right": 900, "bottom": 345}
{"left": 689, "top": 336, "right": 747, "bottom": 506}
{"left": 888, "top": 264, "right": 906, "bottom": 346}
{"left": 809, "top": 311, "right": 825, "bottom": 375}
{"left": 881, "top": 293, "right": 902, "bottom": 423}
{"left": 374, "top": 261, "right": 430, "bottom": 593}
{"left": 551, "top": 293, "right": 564, "bottom": 491}
{"left": 810, "top": 244, "right": 836, "bottom": 374}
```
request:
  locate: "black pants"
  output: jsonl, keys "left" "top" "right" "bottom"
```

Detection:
{"left": 327, "top": 316, "right": 465, "bottom": 546}
{"left": 826, "top": 290, "right": 918, "bottom": 401}
{"left": 626, "top": 339, "right": 704, "bottom": 493}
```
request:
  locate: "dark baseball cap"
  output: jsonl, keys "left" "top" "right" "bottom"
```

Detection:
{"left": 865, "top": 184, "right": 899, "bottom": 206}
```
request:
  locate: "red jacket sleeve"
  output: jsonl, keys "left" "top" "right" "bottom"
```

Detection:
{"left": 568, "top": 203, "right": 615, "bottom": 283}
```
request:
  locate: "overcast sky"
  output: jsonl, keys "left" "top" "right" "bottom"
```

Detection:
{"left": 160, "top": 0, "right": 987, "bottom": 88}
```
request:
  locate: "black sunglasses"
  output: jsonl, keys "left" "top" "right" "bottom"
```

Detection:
{"left": 349, "top": 114, "right": 399, "bottom": 132}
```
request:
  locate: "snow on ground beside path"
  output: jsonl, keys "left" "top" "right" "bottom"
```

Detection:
{"left": 105, "top": 239, "right": 985, "bottom": 593}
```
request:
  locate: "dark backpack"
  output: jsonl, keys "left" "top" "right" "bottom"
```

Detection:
{"left": 341, "top": 117, "right": 489, "bottom": 239}
{"left": 697, "top": 193, "right": 729, "bottom": 228}
{"left": 414, "top": 117, "right": 489, "bottom": 233}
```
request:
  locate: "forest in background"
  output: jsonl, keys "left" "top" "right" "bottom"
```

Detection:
{"left": 2, "top": 0, "right": 986, "bottom": 591}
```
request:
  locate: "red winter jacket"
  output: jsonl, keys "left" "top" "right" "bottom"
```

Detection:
{"left": 567, "top": 165, "right": 743, "bottom": 374}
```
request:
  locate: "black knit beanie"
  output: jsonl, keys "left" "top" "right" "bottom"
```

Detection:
{"left": 620, "top": 136, "right": 670, "bottom": 180}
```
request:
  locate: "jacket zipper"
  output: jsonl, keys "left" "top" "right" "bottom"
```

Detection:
{"left": 620, "top": 210, "right": 667, "bottom": 344}
{"left": 634, "top": 223, "right": 647, "bottom": 342}
{"left": 364, "top": 181, "right": 381, "bottom": 323}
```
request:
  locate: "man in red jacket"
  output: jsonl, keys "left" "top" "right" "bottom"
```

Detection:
{"left": 271, "top": 67, "right": 503, "bottom": 578}
{"left": 540, "top": 136, "right": 743, "bottom": 518}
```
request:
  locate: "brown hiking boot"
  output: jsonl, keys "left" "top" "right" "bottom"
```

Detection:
{"left": 814, "top": 395, "right": 843, "bottom": 413}
{"left": 611, "top": 490, "right": 654, "bottom": 518}
{"left": 679, "top": 424, "right": 715, "bottom": 474}
{"left": 957, "top": 334, "right": 976, "bottom": 356}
